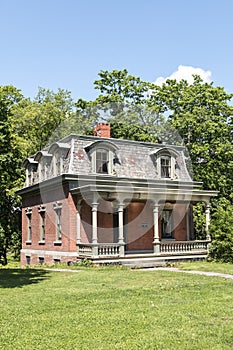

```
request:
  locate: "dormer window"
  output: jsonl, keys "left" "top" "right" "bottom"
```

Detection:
{"left": 48, "top": 142, "right": 70, "bottom": 178}
{"left": 85, "top": 140, "right": 119, "bottom": 175}
{"left": 161, "top": 156, "right": 171, "bottom": 178}
{"left": 150, "top": 147, "right": 180, "bottom": 180}
{"left": 22, "top": 158, "right": 38, "bottom": 187}
{"left": 96, "top": 149, "right": 109, "bottom": 173}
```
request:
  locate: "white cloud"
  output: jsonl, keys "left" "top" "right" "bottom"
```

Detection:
{"left": 154, "top": 65, "right": 212, "bottom": 86}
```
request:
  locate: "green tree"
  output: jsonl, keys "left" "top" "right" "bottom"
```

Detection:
{"left": 0, "top": 86, "right": 25, "bottom": 264}
{"left": 209, "top": 199, "right": 233, "bottom": 263}
{"left": 10, "top": 87, "right": 75, "bottom": 156}
{"left": 149, "top": 76, "right": 233, "bottom": 198}
{"left": 0, "top": 86, "right": 76, "bottom": 263}
{"left": 91, "top": 70, "right": 233, "bottom": 259}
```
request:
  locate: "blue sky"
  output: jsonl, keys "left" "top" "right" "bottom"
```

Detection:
{"left": 1, "top": 0, "right": 233, "bottom": 101}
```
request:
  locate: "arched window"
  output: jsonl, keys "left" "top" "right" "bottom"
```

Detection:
{"left": 150, "top": 147, "right": 180, "bottom": 180}
{"left": 86, "top": 140, "right": 119, "bottom": 175}
{"left": 160, "top": 156, "right": 171, "bottom": 178}
{"left": 96, "top": 148, "right": 109, "bottom": 173}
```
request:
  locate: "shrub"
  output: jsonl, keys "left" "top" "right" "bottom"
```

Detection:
{"left": 208, "top": 202, "right": 233, "bottom": 263}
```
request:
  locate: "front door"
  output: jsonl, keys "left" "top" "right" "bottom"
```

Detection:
{"left": 161, "top": 209, "right": 174, "bottom": 239}
{"left": 125, "top": 202, "right": 154, "bottom": 252}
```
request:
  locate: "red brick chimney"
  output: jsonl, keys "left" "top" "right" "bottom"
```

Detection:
{"left": 94, "top": 123, "right": 110, "bottom": 138}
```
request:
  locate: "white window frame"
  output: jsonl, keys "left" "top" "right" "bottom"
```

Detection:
{"left": 90, "top": 147, "right": 114, "bottom": 175}
{"left": 156, "top": 154, "right": 176, "bottom": 179}
{"left": 25, "top": 208, "right": 32, "bottom": 242}
{"left": 161, "top": 209, "right": 174, "bottom": 239}
{"left": 53, "top": 202, "right": 62, "bottom": 242}
{"left": 38, "top": 205, "right": 46, "bottom": 242}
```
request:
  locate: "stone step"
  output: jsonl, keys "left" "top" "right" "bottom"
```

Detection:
{"left": 121, "top": 259, "right": 166, "bottom": 268}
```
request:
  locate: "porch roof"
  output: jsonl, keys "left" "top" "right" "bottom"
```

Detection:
{"left": 70, "top": 181, "right": 218, "bottom": 203}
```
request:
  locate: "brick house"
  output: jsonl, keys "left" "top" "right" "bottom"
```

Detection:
{"left": 17, "top": 123, "right": 217, "bottom": 266}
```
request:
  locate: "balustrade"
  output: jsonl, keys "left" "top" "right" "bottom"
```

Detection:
{"left": 78, "top": 243, "right": 121, "bottom": 257}
{"left": 160, "top": 240, "right": 209, "bottom": 254}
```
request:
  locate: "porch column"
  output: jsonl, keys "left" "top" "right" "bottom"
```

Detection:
{"left": 76, "top": 203, "right": 81, "bottom": 244}
{"left": 205, "top": 203, "right": 211, "bottom": 241}
{"left": 186, "top": 205, "right": 190, "bottom": 241}
{"left": 153, "top": 201, "right": 161, "bottom": 253}
{"left": 92, "top": 201, "right": 99, "bottom": 256}
{"left": 118, "top": 202, "right": 125, "bottom": 256}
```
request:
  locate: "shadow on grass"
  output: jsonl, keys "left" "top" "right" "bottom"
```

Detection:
{"left": 0, "top": 269, "right": 51, "bottom": 288}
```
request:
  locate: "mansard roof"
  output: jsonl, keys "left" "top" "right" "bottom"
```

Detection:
{"left": 48, "top": 142, "right": 70, "bottom": 154}
{"left": 34, "top": 150, "right": 52, "bottom": 162}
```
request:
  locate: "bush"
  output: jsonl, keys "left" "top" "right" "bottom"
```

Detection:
{"left": 208, "top": 202, "right": 233, "bottom": 263}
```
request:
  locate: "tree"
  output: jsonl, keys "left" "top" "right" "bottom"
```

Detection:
{"left": 10, "top": 87, "right": 75, "bottom": 156}
{"left": 0, "top": 86, "right": 76, "bottom": 264}
{"left": 94, "top": 69, "right": 151, "bottom": 106}
{"left": 0, "top": 86, "right": 25, "bottom": 264}
{"left": 149, "top": 76, "right": 233, "bottom": 198}
{"left": 208, "top": 199, "right": 233, "bottom": 263}
{"left": 92, "top": 70, "right": 233, "bottom": 258}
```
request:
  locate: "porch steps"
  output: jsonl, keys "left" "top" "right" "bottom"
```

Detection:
{"left": 93, "top": 253, "right": 207, "bottom": 268}
{"left": 121, "top": 258, "right": 166, "bottom": 268}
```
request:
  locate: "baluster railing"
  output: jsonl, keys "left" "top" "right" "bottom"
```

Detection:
{"left": 160, "top": 240, "right": 209, "bottom": 254}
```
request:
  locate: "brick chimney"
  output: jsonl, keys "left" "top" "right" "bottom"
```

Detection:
{"left": 94, "top": 123, "right": 110, "bottom": 138}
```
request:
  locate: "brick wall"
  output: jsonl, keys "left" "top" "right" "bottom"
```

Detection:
{"left": 21, "top": 184, "right": 77, "bottom": 266}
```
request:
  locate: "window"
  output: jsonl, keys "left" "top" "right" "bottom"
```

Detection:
{"left": 96, "top": 149, "right": 109, "bottom": 173}
{"left": 39, "top": 257, "right": 44, "bottom": 265}
{"left": 39, "top": 158, "right": 50, "bottom": 181}
{"left": 38, "top": 205, "right": 46, "bottom": 242}
{"left": 27, "top": 164, "right": 37, "bottom": 186}
{"left": 48, "top": 143, "right": 70, "bottom": 178}
{"left": 25, "top": 208, "right": 32, "bottom": 242}
{"left": 91, "top": 147, "right": 114, "bottom": 174}
{"left": 87, "top": 140, "right": 118, "bottom": 175}
{"left": 161, "top": 209, "right": 174, "bottom": 239}
{"left": 54, "top": 258, "right": 61, "bottom": 265}
{"left": 150, "top": 147, "right": 179, "bottom": 180}
{"left": 53, "top": 202, "right": 62, "bottom": 241}
{"left": 161, "top": 156, "right": 171, "bottom": 178}
{"left": 26, "top": 256, "right": 31, "bottom": 265}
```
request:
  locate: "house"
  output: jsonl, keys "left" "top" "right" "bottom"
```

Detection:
{"left": 17, "top": 123, "right": 218, "bottom": 267}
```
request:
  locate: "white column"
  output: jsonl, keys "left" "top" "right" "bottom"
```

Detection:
{"left": 205, "top": 203, "right": 211, "bottom": 241}
{"left": 153, "top": 201, "right": 160, "bottom": 253}
{"left": 186, "top": 205, "right": 190, "bottom": 241}
{"left": 76, "top": 203, "right": 81, "bottom": 244}
{"left": 118, "top": 203, "right": 124, "bottom": 243}
{"left": 92, "top": 202, "right": 98, "bottom": 244}
{"left": 118, "top": 203, "right": 125, "bottom": 256}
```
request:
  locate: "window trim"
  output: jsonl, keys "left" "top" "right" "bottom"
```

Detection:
{"left": 88, "top": 142, "right": 118, "bottom": 175}
{"left": 150, "top": 147, "right": 179, "bottom": 180}
{"left": 160, "top": 155, "right": 172, "bottom": 178}
{"left": 161, "top": 209, "right": 174, "bottom": 239}
{"left": 53, "top": 202, "right": 62, "bottom": 243}
{"left": 25, "top": 207, "right": 32, "bottom": 243}
{"left": 38, "top": 205, "right": 46, "bottom": 243}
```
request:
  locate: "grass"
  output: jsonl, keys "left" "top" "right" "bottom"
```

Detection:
{"left": 0, "top": 266, "right": 232, "bottom": 349}
{"left": 176, "top": 261, "right": 233, "bottom": 275}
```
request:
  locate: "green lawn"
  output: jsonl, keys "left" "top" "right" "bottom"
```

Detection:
{"left": 0, "top": 266, "right": 232, "bottom": 350}
{"left": 176, "top": 261, "right": 233, "bottom": 275}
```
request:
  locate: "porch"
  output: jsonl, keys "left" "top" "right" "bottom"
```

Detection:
{"left": 77, "top": 240, "right": 211, "bottom": 266}
{"left": 72, "top": 177, "right": 217, "bottom": 266}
